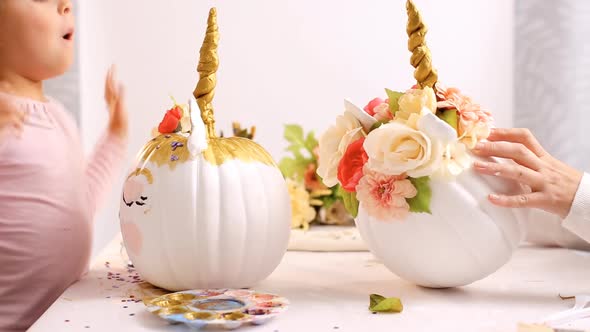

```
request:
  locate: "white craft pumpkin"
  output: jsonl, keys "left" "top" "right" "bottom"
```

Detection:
{"left": 355, "top": 162, "right": 524, "bottom": 288}
{"left": 119, "top": 8, "right": 291, "bottom": 291}
{"left": 323, "top": 0, "right": 525, "bottom": 288}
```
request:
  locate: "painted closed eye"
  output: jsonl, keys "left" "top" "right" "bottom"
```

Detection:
{"left": 123, "top": 195, "right": 134, "bottom": 207}
{"left": 135, "top": 196, "right": 148, "bottom": 206}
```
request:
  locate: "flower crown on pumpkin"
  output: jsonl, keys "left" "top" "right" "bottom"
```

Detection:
{"left": 317, "top": 0, "right": 493, "bottom": 221}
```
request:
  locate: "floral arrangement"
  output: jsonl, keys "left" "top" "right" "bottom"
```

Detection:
{"left": 151, "top": 98, "right": 256, "bottom": 139}
{"left": 278, "top": 125, "right": 354, "bottom": 230}
{"left": 317, "top": 85, "right": 493, "bottom": 221}
{"left": 316, "top": 0, "right": 495, "bottom": 222}
{"left": 151, "top": 99, "right": 192, "bottom": 137}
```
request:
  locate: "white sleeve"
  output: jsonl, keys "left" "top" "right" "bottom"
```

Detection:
{"left": 562, "top": 173, "right": 590, "bottom": 243}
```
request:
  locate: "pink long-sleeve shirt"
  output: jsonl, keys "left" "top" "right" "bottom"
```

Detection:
{"left": 0, "top": 93, "right": 126, "bottom": 332}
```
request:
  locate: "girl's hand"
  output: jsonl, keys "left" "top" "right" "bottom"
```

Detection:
{"left": 473, "top": 128, "right": 583, "bottom": 219}
{"left": 104, "top": 65, "right": 128, "bottom": 140}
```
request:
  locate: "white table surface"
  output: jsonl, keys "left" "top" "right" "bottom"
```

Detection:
{"left": 28, "top": 235, "right": 590, "bottom": 332}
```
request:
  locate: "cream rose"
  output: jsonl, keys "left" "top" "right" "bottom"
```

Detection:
{"left": 317, "top": 110, "right": 364, "bottom": 187}
{"left": 364, "top": 122, "right": 442, "bottom": 178}
{"left": 394, "top": 86, "right": 437, "bottom": 129}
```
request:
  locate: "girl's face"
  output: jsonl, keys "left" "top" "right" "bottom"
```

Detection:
{"left": 0, "top": 0, "right": 75, "bottom": 81}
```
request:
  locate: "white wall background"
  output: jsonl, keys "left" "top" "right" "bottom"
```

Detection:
{"left": 77, "top": 0, "right": 515, "bottom": 256}
{"left": 515, "top": 0, "right": 590, "bottom": 172}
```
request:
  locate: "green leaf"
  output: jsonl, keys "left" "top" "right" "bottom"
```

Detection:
{"left": 370, "top": 294, "right": 385, "bottom": 308}
{"left": 338, "top": 187, "right": 359, "bottom": 218}
{"left": 304, "top": 131, "right": 319, "bottom": 156}
{"left": 284, "top": 124, "right": 305, "bottom": 146}
{"left": 437, "top": 108, "right": 459, "bottom": 133}
{"left": 286, "top": 145, "right": 304, "bottom": 160}
{"left": 385, "top": 88, "right": 404, "bottom": 115}
{"left": 370, "top": 121, "right": 388, "bottom": 132}
{"left": 278, "top": 157, "right": 298, "bottom": 179}
{"left": 321, "top": 195, "right": 338, "bottom": 210}
{"left": 332, "top": 184, "right": 343, "bottom": 199}
{"left": 279, "top": 157, "right": 309, "bottom": 180}
{"left": 369, "top": 294, "right": 403, "bottom": 313}
{"left": 406, "top": 177, "right": 432, "bottom": 214}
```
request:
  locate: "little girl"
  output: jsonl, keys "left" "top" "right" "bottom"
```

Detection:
{"left": 0, "top": 1, "right": 128, "bottom": 331}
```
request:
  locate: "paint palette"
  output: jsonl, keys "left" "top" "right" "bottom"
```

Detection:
{"left": 143, "top": 289, "right": 289, "bottom": 330}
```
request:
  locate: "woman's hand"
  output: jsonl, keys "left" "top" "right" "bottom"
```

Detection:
{"left": 473, "top": 128, "right": 583, "bottom": 219}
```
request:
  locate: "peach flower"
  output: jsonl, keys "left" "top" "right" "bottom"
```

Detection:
{"left": 356, "top": 169, "right": 417, "bottom": 221}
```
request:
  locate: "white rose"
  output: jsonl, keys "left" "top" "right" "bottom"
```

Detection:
{"left": 317, "top": 110, "right": 364, "bottom": 187}
{"left": 364, "top": 121, "right": 442, "bottom": 178}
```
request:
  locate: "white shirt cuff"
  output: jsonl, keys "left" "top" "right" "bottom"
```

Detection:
{"left": 562, "top": 172, "right": 590, "bottom": 243}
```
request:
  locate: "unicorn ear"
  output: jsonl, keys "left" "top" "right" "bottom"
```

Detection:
{"left": 417, "top": 110, "right": 457, "bottom": 145}
{"left": 187, "top": 98, "right": 208, "bottom": 156}
{"left": 344, "top": 99, "right": 377, "bottom": 132}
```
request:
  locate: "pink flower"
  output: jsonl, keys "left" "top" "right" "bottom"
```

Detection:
{"left": 372, "top": 102, "right": 393, "bottom": 122}
{"left": 304, "top": 163, "right": 326, "bottom": 191}
{"left": 356, "top": 169, "right": 417, "bottom": 221}
{"left": 364, "top": 97, "right": 385, "bottom": 116}
{"left": 435, "top": 83, "right": 494, "bottom": 147}
{"left": 459, "top": 103, "right": 494, "bottom": 148}
{"left": 436, "top": 84, "right": 471, "bottom": 110}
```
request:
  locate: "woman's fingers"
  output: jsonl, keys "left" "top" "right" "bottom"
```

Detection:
{"left": 473, "top": 140, "right": 541, "bottom": 170}
{"left": 487, "top": 191, "right": 546, "bottom": 209}
{"left": 487, "top": 128, "right": 546, "bottom": 157}
{"left": 473, "top": 160, "right": 544, "bottom": 190}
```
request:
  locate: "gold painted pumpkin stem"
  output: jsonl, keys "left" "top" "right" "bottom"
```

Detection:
{"left": 194, "top": 7, "right": 219, "bottom": 139}
{"left": 406, "top": 0, "right": 438, "bottom": 89}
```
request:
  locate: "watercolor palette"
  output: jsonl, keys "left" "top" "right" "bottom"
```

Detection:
{"left": 143, "top": 289, "right": 289, "bottom": 330}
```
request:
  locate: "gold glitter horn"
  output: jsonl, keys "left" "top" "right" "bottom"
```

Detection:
{"left": 406, "top": 0, "right": 438, "bottom": 89}
{"left": 194, "top": 7, "right": 220, "bottom": 140}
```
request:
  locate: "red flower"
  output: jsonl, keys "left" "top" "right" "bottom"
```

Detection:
{"left": 337, "top": 137, "right": 368, "bottom": 192}
{"left": 363, "top": 98, "right": 385, "bottom": 116}
{"left": 158, "top": 106, "right": 183, "bottom": 134}
{"left": 169, "top": 106, "right": 182, "bottom": 119}
{"left": 304, "top": 163, "right": 326, "bottom": 191}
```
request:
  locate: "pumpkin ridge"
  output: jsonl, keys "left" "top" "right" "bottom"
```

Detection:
{"left": 158, "top": 192, "right": 182, "bottom": 291}
{"left": 254, "top": 163, "right": 271, "bottom": 282}
{"left": 234, "top": 161, "right": 250, "bottom": 285}
{"left": 458, "top": 168, "right": 519, "bottom": 255}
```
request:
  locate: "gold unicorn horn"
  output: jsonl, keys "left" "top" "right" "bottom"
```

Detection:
{"left": 406, "top": 0, "right": 438, "bottom": 88}
{"left": 193, "top": 7, "right": 220, "bottom": 139}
